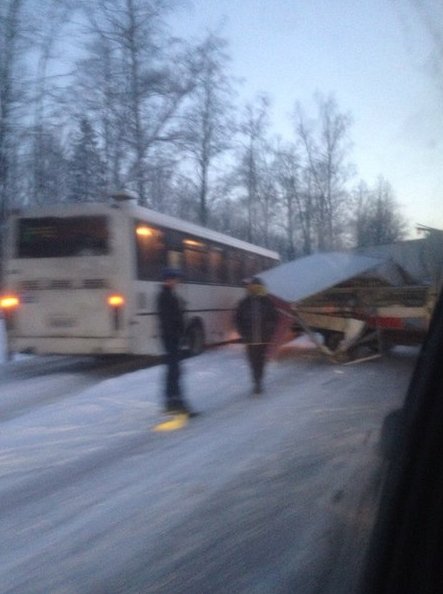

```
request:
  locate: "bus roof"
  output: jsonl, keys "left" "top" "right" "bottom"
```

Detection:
{"left": 10, "top": 201, "right": 280, "bottom": 260}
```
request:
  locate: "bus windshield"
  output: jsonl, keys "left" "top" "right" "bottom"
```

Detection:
{"left": 16, "top": 216, "right": 110, "bottom": 258}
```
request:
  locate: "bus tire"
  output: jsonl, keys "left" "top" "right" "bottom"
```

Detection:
{"left": 186, "top": 321, "right": 205, "bottom": 356}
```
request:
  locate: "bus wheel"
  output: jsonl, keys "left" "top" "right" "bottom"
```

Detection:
{"left": 187, "top": 322, "right": 205, "bottom": 356}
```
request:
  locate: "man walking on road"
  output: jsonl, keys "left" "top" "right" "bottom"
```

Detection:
{"left": 156, "top": 268, "right": 198, "bottom": 416}
{"left": 235, "top": 277, "right": 278, "bottom": 395}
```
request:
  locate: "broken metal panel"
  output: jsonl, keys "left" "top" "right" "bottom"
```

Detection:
{"left": 354, "top": 259, "right": 415, "bottom": 286}
{"left": 300, "top": 285, "right": 430, "bottom": 310}
{"left": 357, "top": 229, "right": 443, "bottom": 290}
{"left": 259, "top": 252, "right": 383, "bottom": 304}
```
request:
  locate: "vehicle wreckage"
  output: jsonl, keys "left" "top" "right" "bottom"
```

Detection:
{"left": 259, "top": 227, "right": 443, "bottom": 362}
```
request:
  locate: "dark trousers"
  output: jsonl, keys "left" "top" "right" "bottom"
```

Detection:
{"left": 164, "top": 344, "right": 184, "bottom": 409}
{"left": 246, "top": 344, "right": 268, "bottom": 388}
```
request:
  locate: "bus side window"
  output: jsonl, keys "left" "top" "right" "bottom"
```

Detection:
{"left": 219, "top": 248, "right": 228, "bottom": 283}
{"left": 167, "top": 250, "right": 183, "bottom": 270}
{"left": 255, "top": 256, "right": 264, "bottom": 274}
{"left": 164, "top": 229, "right": 184, "bottom": 272}
{"left": 209, "top": 246, "right": 227, "bottom": 284}
{"left": 227, "top": 249, "right": 243, "bottom": 286}
{"left": 134, "top": 222, "right": 166, "bottom": 280}
{"left": 244, "top": 253, "right": 257, "bottom": 280}
{"left": 183, "top": 238, "right": 208, "bottom": 283}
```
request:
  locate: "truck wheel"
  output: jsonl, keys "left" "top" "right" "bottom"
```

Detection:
{"left": 323, "top": 331, "right": 343, "bottom": 352}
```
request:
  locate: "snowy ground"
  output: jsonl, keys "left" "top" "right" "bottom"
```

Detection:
{"left": 0, "top": 322, "right": 418, "bottom": 593}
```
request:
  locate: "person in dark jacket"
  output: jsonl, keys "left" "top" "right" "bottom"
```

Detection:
{"left": 156, "top": 268, "right": 197, "bottom": 416}
{"left": 235, "top": 276, "right": 278, "bottom": 395}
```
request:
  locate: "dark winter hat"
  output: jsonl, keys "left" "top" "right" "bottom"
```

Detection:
{"left": 161, "top": 267, "right": 183, "bottom": 280}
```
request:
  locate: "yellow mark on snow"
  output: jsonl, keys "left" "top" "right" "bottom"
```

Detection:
{"left": 153, "top": 414, "right": 189, "bottom": 432}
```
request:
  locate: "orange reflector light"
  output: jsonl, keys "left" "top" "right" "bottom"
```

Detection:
{"left": 107, "top": 294, "right": 125, "bottom": 307}
{"left": 0, "top": 295, "right": 20, "bottom": 309}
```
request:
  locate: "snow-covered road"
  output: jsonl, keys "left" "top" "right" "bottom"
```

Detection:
{"left": 0, "top": 340, "right": 418, "bottom": 593}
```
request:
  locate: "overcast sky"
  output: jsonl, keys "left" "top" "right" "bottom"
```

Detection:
{"left": 171, "top": 0, "right": 443, "bottom": 235}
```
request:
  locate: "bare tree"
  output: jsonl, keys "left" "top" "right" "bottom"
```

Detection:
{"left": 31, "top": 1, "right": 75, "bottom": 205}
{"left": 258, "top": 153, "right": 277, "bottom": 248}
{"left": 353, "top": 177, "right": 408, "bottom": 247}
{"left": 272, "top": 143, "right": 306, "bottom": 258}
{"left": 0, "top": 0, "right": 25, "bottom": 224}
{"left": 295, "top": 95, "right": 353, "bottom": 251}
{"left": 179, "top": 33, "right": 236, "bottom": 225}
{"left": 69, "top": 26, "right": 127, "bottom": 195}
{"left": 75, "top": 0, "right": 197, "bottom": 204}
{"left": 236, "top": 95, "right": 271, "bottom": 243}
{"left": 0, "top": 0, "right": 79, "bottom": 217}
{"left": 68, "top": 116, "right": 106, "bottom": 202}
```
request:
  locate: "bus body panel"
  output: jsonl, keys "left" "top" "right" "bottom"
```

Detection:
{"left": 182, "top": 283, "right": 243, "bottom": 343}
{"left": 10, "top": 336, "right": 131, "bottom": 356}
{"left": 9, "top": 259, "right": 118, "bottom": 337}
{"left": 1, "top": 200, "right": 279, "bottom": 357}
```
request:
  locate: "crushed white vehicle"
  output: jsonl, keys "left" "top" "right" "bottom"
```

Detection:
{"left": 260, "top": 227, "right": 443, "bottom": 362}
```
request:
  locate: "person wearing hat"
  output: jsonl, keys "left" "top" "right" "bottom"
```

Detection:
{"left": 156, "top": 268, "right": 198, "bottom": 416}
{"left": 235, "top": 276, "right": 278, "bottom": 395}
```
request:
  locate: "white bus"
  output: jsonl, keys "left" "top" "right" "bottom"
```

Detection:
{"left": 0, "top": 197, "right": 279, "bottom": 357}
